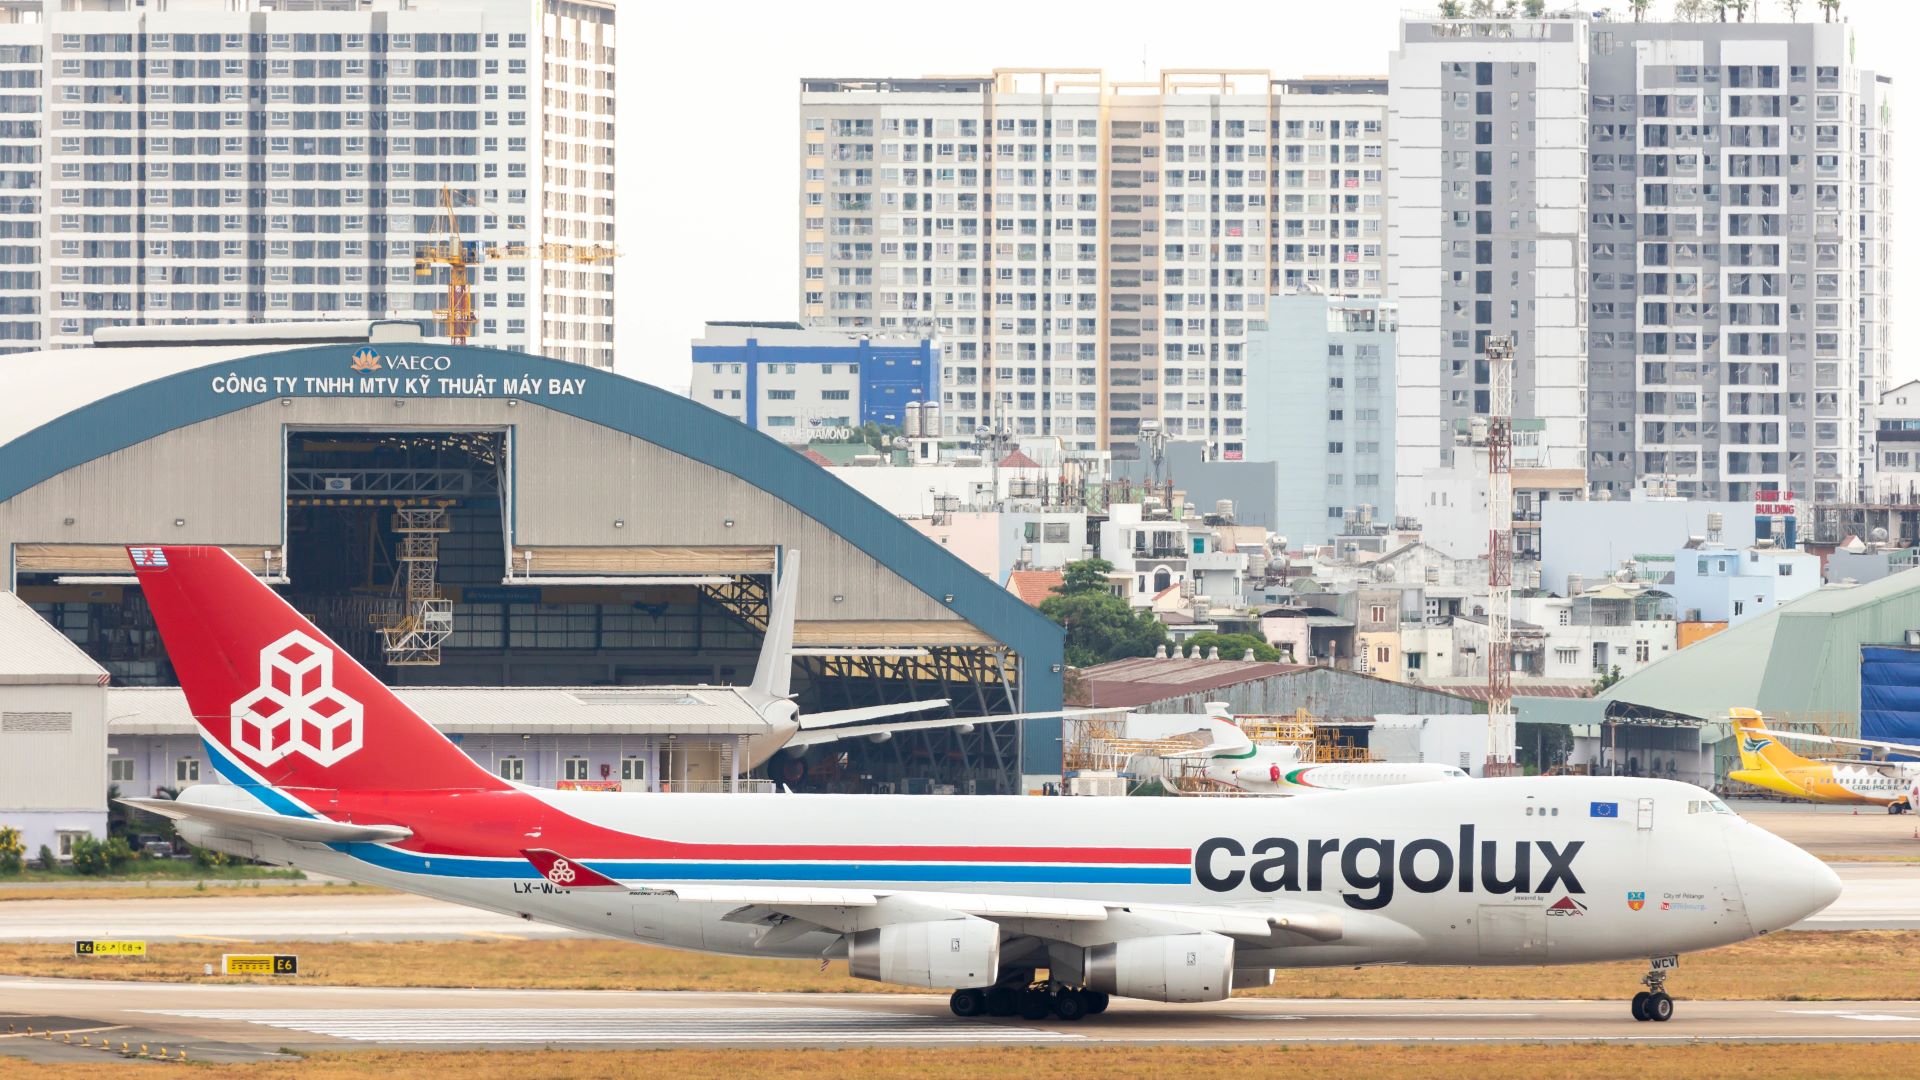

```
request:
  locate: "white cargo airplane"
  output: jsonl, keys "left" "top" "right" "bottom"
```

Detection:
{"left": 122, "top": 546, "right": 1840, "bottom": 1025}
{"left": 1134, "top": 706, "right": 1471, "bottom": 795}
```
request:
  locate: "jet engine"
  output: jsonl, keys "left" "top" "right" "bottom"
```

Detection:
{"left": 1085, "top": 932, "right": 1234, "bottom": 1003}
{"left": 847, "top": 917, "right": 1000, "bottom": 988}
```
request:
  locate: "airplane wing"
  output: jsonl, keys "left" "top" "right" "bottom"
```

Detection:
{"left": 118, "top": 798, "right": 413, "bottom": 844}
{"left": 799, "top": 699, "right": 952, "bottom": 730}
{"left": 1746, "top": 727, "right": 1920, "bottom": 760}
{"left": 517, "top": 851, "right": 1339, "bottom": 948}
{"left": 782, "top": 706, "right": 1132, "bottom": 750}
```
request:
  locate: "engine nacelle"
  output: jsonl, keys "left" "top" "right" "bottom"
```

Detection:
{"left": 1085, "top": 932, "right": 1235, "bottom": 1003}
{"left": 847, "top": 918, "right": 1000, "bottom": 989}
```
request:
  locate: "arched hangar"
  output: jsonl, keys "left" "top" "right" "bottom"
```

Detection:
{"left": 0, "top": 325, "right": 1064, "bottom": 795}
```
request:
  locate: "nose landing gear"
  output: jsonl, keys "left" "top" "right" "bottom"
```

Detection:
{"left": 1630, "top": 958, "right": 1676, "bottom": 1022}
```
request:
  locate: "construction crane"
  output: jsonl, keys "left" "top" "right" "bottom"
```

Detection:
{"left": 413, "top": 186, "right": 478, "bottom": 345}
{"left": 1484, "top": 334, "right": 1517, "bottom": 775}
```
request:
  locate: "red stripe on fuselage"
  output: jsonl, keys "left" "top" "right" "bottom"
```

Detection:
{"left": 293, "top": 787, "right": 1191, "bottom": 865}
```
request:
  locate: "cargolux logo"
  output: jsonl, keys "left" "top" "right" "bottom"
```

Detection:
{"left": 230, "top": 631, "right": 364, "bottom": 768}
{"left": 1193, "top": 826, "right": 1584, "bottom": 911}
{"left": 546, "top": 858, "right": 577, "bottom": 886}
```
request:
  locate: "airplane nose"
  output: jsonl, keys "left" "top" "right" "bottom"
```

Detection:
{"left": 1730, "top": 823, "right": 1843, "bottom": 933}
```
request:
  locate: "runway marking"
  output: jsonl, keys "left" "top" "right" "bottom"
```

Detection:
{"left": 141, "top": 1008, "right": 1085, "bottom": 1044}
{"left": 1229, "top": 1012, "right": 1540, "bottom": 1021}
{"left": 1784, "top": 1009, "right": 1920, "bottom": 1022}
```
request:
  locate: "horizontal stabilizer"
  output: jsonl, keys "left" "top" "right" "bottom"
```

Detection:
{"left": 522, "top": 848, "right": 626, "bottom": 890}
{"left": 117, "top": 797, "right": 412, "bottom": 844}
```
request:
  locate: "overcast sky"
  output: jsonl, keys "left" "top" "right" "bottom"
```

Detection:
{"left": 617, "top": 0, "right": 1913, "bottom": 390}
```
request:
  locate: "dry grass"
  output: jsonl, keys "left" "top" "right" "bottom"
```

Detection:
{"left": 9, "top": 1045, "right": 1920, "bottom": 1079}
{"left": 0, "top": 883, "right": 390, "bottom": 903}
{"left": 2, "top": 930, "right": 1915, "bottom": 1001}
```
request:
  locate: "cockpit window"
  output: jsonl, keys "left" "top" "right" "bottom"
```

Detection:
{"left": 1687, "top": 799, "right": 1735, "bottom": 815}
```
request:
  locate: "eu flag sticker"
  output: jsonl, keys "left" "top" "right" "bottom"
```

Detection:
{"left": 1590, "top": 801, "right": 1619, "bottom": 818}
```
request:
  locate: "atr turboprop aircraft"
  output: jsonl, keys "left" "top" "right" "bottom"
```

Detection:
{"left": 122, "top": 546, "right": 1840, "bottom": 1024}
{"left": 1130, "top": 706, "right": 1470, "bottom": 795}
{"left": 1730, "top": 709, "right": 1918, "bottom": 814}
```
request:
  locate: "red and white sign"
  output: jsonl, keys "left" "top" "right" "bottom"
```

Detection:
{"left": 1754, "top": 489, "right": 1797, "bottom": 516}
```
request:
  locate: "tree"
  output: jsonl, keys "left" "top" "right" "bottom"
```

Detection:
{"left": 1731, "top": 0, "right": 1750, "bottom": 21}
{"left": 1438, "top": 0, "right": 1465, "bottom": 15}
{"left": 1040, "top": 559, "right": 1169, "bottom": 667}
{"left": 1630, "top": 0, "right": 1654, "bottom": 20}
{"left": 1782, "top": 0, "right": 1802, "bottom": 20}
{"left": 1178, "top": 632, "right": 1280, "bottom": 663}
{"left": 1594, "top": 664, "right": 1625, "bottom": 692}
{"left": 70, "top": 835, "right": 132, "bottom": 876}
{"left": 1521, "top": 0, "right": 1545, "bottom": 15}
{"left": 0, "top": 825, "right": 22, "bottom": 876}
{"left": 35, "top": 844, "right": 56, "bottom": 872}
{"left": 1820, "top": 0, "right": 1839, "bottom": 22}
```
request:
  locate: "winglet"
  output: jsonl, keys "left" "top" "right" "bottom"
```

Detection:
{"left": 521, "top": 848, "right": 625, "bottom": 890}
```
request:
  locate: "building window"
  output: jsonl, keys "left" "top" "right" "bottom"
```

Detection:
{"left": 176, "top": 758, "right": 200, "bottom": 784}
{"left": 622, "top": 757, "right": 647, "bottom": 783}
{"left": 820, "top": 389, "right": 851, "bottom": 400}
{"left": 1374, "top": 645, "right": 1390, "bottom": 664}
{"left": 1635, "top": 641, "right": 1650, "bottom": 663}
{"left": 1370, "top": 605, "right": 1387, "bottom": 623}
{"left": 563, "top": 757, "right": 590, "bottom": 781}
{"left": 1778, "top": 564, "right": 1793, "bottom": 576}
{"left": 498, "top": 756, "right": 524, "bottom": 781}
{"left": 767, "top": 389, "right": 796, "bottom": 400}
{"left": 110, "top": 759, "right": 135, "bottom": 782}
{"left": 1734, "top": 601, "right": 1745, "bottom": 616}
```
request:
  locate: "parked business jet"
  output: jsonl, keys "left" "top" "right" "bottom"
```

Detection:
{"left": 1141, "top": 706, "right": 1471, "bottom": 795}
{"left": 122, "top": 547, "right": 1839, "bottom": 1024}
{"left": 1729, "top": 709, "right": 1918, "bottom": 814}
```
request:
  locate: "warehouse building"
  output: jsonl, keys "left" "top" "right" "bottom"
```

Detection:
{"left": 0, "top": 324, "right": 1064, "bottom": 847}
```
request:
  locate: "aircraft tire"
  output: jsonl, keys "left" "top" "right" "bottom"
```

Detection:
{"left": 1630, "top": 991, "right": 1651, "bottom": 1021}
{"left": 1085, "top": 990, "right": 1110, "bottom": 1015}
{"left": 984, "top": 986, "right": 1019, "bottom": 1017}
{"left": 1018, "top": 991, "right": 1053, "bottom": 1021}
{"left": 1051, "top": 990, "right": 1089, "bottom": 1022}
{"left": 949, "top": 989, "right": 987, "bottom": 1018}
{"left": 1647, "top": 992, "right": 1674, "bottom": 1022}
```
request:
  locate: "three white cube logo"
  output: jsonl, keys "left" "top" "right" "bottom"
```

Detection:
{"left": 230, "top": 631, "right": 365, "bottom": 768}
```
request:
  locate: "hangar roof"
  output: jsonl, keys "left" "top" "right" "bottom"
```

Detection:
{"left": 107, "top": 685, "right": 776, "bottom": 737}
{"left": 0, "top": 343, "right": 271, "bottom": 449}
{"left": 1597, "top": 569, "right": 1920, "bottom": 722}
{"left": 0, "top": 591, "right": 108, "bottom": 686}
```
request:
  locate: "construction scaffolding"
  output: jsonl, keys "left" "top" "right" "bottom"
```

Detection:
{"left": 1484, "top": 335, "right": 1518, "bottom": 774}
{"left": 372, "top": 507, "right": 453, "bottom": 666}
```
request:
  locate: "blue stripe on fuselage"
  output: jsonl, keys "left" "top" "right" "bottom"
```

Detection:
{"left": 199, "top": 738, "right": 1192, "bottom": 886}
{"left": 333, "top": 840, "right": 1193, "bottom": 885}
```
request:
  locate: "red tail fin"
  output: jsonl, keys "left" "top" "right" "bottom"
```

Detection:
{"left": 130, "top": 545, "right": 504, "bottom": 793}
{"left": 522, "top": 849, "right": 625, "bottom": 889}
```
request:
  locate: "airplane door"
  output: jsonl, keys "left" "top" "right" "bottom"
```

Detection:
{"left": 1476, "top": 903, "right": 1546, "bottom": 960}
{"left": 1636, "top": 797, "right": 1655, "bottom": 830}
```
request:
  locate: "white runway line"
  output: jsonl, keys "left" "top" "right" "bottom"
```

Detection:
{"left": 141, "top": 1007, "right": 1085, "bottom": 1044}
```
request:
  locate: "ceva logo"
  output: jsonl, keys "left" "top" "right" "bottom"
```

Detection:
{"left": 230, "top": 631, "right": 364, "bottom": 769}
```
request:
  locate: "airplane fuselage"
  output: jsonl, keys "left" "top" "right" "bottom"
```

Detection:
{"left": 181, "top": 774, "right": 1826, "bottom": 971}
{"left": 1730, "top": 761, "right": 1920, "bottom": 809}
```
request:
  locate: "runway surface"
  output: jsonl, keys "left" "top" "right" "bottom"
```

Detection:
{"left": 3, "top": 978, "right": 1920, "bottom": 1060}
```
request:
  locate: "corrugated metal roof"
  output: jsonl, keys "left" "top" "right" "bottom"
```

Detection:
{"left": 1077, "top": 656, "right": 1308, "bottom": 709}
{"left": 0, "top": 592, "right": 108, "bottom": 685}
{"left": 107, "top": 685, "right": 777, "bottom": 737}
{"left": 1598, "top": 566, "right": 1920, "bottom": 724}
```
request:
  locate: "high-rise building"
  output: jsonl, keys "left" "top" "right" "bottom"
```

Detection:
{"left": 1390, "top": 14, "right": 1892, "bottom": 507}
{"left": 798, "top": 71, "right": 1388, "bottom": 459}
{"left": 1385, "top": 17, "right": 1590, "bottom": 512}
{"left": 0, "top": 0, "right": 615, "bottom": 366}
{"left": 1245, "top": 293, "right": 1398, "bottom": 547}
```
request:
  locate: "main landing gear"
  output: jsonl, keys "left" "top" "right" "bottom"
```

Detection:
{"left": 949, "top": 981, "right": 1110, "bottom": 1022}
{"left": 1630, "top": 959, "right": 1676, "bottom": 1022}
